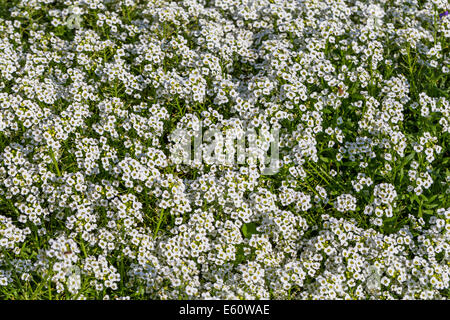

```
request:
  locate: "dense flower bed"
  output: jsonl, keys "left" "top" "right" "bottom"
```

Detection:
{"left": 0, "top": 0, "right": 449, "bottom": 299}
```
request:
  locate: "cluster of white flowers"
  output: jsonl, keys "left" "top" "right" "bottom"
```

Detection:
{"left": 363, "top": 183, "right": 398, "bottom": 226}
{"left": 335, "top": 194, "right": 357, "bottom": 213}
{"left": 0, "top": 0, "right": 449, "bottom": 300}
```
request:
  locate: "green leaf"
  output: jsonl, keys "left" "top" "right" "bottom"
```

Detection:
{"left": 241, "top": 222, "right": 259, "bottom": 239}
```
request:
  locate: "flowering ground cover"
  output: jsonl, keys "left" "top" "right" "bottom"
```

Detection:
{"left": 0, "top": 0, "right": 449, "bottom": 300}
